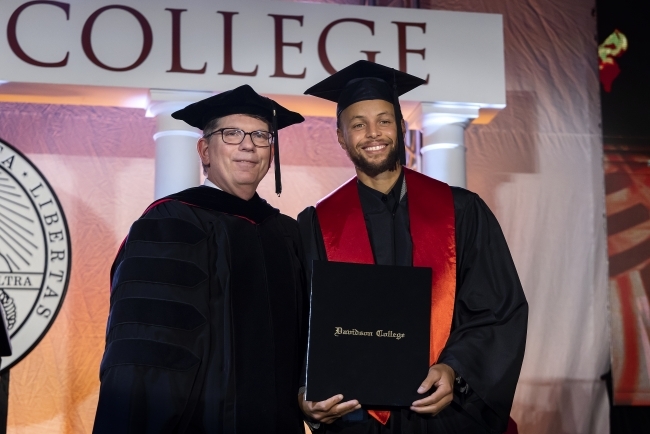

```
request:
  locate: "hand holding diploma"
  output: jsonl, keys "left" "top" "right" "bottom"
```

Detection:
{"left": 410, "top": 363, "right": 455, "bottom": 415}
{"left": 299, "top": 392, "right": 361, "bottom": 424}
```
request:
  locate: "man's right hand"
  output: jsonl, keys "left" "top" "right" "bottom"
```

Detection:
{"left": 299, "top": 392, "right": 361, "bottom": 424}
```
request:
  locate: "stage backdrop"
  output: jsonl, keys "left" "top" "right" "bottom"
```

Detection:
{"left": 0, "top": 0, "right": 607, "bottom": 433}
{"left": 605, "top": 145, "right": 650, "bottom": 405}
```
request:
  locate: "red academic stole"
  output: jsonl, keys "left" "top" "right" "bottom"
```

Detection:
{"left": 315, "top": 168, "right": 457, "bottom": 425}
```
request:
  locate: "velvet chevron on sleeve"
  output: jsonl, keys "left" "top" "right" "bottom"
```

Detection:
{"left": 94, "top": 187, "right": 307, "bottom": 434}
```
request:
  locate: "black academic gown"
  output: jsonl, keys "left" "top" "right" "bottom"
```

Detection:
{"left": 93, "top": 186, "right": 307, "bottom": 434}
{"left": 298, "top": 174, "right": 528, "bottom": 434}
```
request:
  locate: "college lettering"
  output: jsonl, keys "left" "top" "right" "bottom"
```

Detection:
{"left": 7, "top": 2, "right": 426, "bottom": 77}
{"left": 334, "top": 327, "right": 405, "bottom": 340}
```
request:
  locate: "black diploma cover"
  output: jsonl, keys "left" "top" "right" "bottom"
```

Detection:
{"left": 305, "top": 261, "right": 432, "bottom": 406}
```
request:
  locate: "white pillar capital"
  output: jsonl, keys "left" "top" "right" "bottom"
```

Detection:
{"left": 147, "top": 89, "right": 212, "bottom": 199}
{"left": 146, "top": 89, "right": 214, "bottom": 117}
{"left": 420, "top": 102, "right": 479, "bottom": 135}
{"left": 419, "top": 103, "right": 480, "bottom": 188}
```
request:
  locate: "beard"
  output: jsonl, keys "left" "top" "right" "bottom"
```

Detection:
{"left": 346, "top": 140, "right": 400, "bottom": 178}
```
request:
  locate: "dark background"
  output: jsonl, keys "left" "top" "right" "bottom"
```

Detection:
{"left": 598, "top": 0, "right": 650, "bottom": 432}
{"left": 598, "top": 0, "right": 650, "bottom": 146}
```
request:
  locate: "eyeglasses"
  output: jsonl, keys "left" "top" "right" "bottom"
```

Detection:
{"left": 203, "top": 128, "right": 274, "bottom": 148}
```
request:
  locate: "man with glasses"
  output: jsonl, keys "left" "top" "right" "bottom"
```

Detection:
{"left": 93, "top": 85, "right": 307, "bottom": 433}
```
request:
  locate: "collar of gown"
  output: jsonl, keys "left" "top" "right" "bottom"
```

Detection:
{"left": 162, "top": 179, "right": 279, "bottom": 224}
{"left": 203, "top": 178, "right": 223, "bottom": 191}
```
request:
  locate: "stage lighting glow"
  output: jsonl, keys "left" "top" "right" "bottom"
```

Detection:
{"left": 421, "top": 143, "right": 461, "bottom": 151}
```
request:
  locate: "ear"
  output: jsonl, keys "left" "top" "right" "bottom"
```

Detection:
{"left": 197, "top": 137, "right": 210, "bottom": 166}
{"left": 401, "top": 119, "right": 407, "bottom": 138}
{"left": 337, "top": 128, "right": 346, "bottom": 151}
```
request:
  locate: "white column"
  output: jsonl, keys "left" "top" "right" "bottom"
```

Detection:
{"left": 147, "top": 89, "right": 212, "bottom": 199}
{"left": 420, "top": 103, "right": 480, "bottom": 188}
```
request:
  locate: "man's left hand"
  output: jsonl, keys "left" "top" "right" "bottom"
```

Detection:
{"left": 410, "top": 363, "right": 455, "bottom": 415}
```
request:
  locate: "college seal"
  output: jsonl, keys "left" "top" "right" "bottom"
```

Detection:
{"left": 0, "top": 139, "right": 70, "bottom": 371}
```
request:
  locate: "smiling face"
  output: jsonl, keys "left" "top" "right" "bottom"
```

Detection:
{"left": 197, "top": 113, "right": 272, "bottom": 200}
{"left": 337, "top": 99, "right": 402, "bottom": 178}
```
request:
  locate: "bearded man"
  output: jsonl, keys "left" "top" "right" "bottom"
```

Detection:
{"left": 297, "top": 61, "right": 528, "bottom": 434}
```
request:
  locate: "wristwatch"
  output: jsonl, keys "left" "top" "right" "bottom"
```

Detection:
{"left": 305, "top": 419, "right": 321, "bottom": 432}
{"left": 454, "top": 375, "right": 469, "bottom": 394}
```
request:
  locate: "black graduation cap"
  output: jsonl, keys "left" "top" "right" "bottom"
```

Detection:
{"left": 304, "top": 60, "right": 426, "bottom": 166}
{"left": 172, "top": 84, "right": 304, "bottom": 196}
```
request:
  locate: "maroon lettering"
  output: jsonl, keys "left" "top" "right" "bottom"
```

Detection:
{"left": 218, "top": 11, "right": 257, "bottom": 76}
{"left": 81, "top": 5, "right": 153, "bottom": 72}
{"left": 166, "top": 8, "right": 206, "bottom": 74}
{"left": 7, "top": 1, "right": 70, "bottom": 67}
{"left": 268, "top": 14, "right": 305, "bottom": 79}
{"left": 391, "top": 21, "right": 429, "bottom": 82}
{"left": 360, "top": 51, "right": 380, "bottom": 63}
{"left": 318, "top": 18, "right": 376, "bottom": 74}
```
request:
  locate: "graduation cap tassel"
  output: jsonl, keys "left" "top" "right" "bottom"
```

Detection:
{"left": 272, "top": 107, "right": 282, "bottom": 196}
{"left": 396, "top": 103, "right": 407, "bottom": 167}
{"left": 393, "top": 71, "right": 407, "bottom": 167}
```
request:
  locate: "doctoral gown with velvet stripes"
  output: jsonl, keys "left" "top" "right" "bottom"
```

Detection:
{"left": 297, "top": 174, "right": 528, "bottom": 434}
{"left": 93, "top": 186, "right": 307, "bottom": 434}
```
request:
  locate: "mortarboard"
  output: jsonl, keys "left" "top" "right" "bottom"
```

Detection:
{"left": 304, "top": 60, "right": 426, "bottom": 166}
{"left": 172, "top": 84, "right": 304, "bottom": 195}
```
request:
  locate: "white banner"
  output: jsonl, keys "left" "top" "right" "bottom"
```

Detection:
{"left": 0, "top": 0, "right": 505, "bottom": 106}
